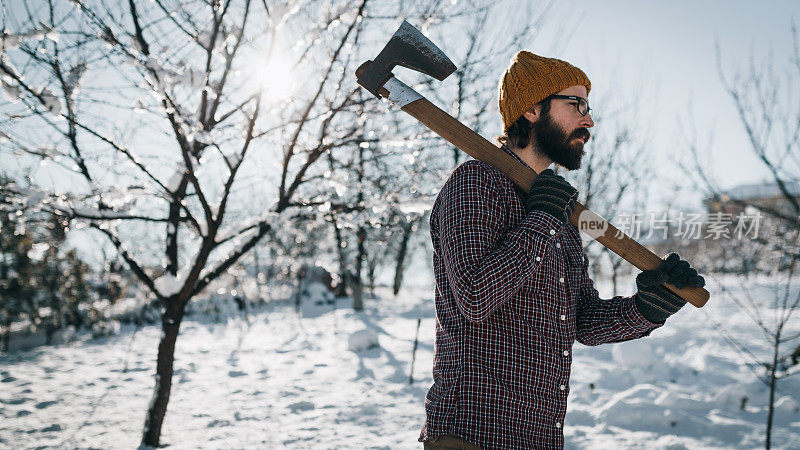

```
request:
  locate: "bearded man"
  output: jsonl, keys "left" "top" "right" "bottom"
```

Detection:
{"left": 418, "top": 51, "right": 705, "bottom": 449}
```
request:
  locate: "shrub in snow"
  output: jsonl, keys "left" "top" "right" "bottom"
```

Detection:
{"left": 91, "top": 320, "right": 120, "bottom": 338}
{"left": 298, "top": 281, "right": 336, "bottom": 318}
{"left": 140, "top": 302, "right": 162, "bottom": 325}
{"left": 775, "top": 396, "right": 799, "bottom": 413}
{"left": 297, "top": 265, "right": 334, "bottom": 290}
{"left": 347, "top": 329, "right": 379, "bottom": 352}
{"left": 112, "top": 299, "right": 160, "bottom": 326}
{"left": 184, "top": 293, "right": 243, "bottom": 321}
{"left": 58, "top": 325, "right": 77, "bottom": 344}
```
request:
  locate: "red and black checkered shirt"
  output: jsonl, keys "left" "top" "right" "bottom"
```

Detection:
{"left": 419, "top": 146, "right": 662, "bottom": 449}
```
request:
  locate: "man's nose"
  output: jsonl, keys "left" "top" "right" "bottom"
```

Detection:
{"left": 581, "top": 113, "right": 594, "bottom": 128}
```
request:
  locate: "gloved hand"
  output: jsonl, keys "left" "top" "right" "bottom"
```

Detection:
{"left": 634, "top": 252, "right": 706, "bottom": 324}
{"left": 524, "top": 169, "right": 578, "bottom": 225}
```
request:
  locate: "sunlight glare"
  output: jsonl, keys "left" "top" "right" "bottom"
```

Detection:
{"left": 256, "top": 52, "right": 297, "bottom": 102}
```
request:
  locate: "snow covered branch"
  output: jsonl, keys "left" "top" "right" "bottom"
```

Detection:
{"left": 192, "top": 218, "right": 272, "bottom": 297}
{"left": 90, "top": 223, "right": 158, "bottom": 297}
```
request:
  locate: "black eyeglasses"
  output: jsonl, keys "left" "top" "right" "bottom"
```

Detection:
{"left": 546, "top": 95, "right": 592, "bottom": 116}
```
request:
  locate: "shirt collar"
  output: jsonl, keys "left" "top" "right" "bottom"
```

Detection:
{"left": 499, "top": 144, "right": 534, "bottom": 171}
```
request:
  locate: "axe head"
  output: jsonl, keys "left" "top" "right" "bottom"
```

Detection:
{"left": 357, "top": 21, "right": 456, "bottom": 97}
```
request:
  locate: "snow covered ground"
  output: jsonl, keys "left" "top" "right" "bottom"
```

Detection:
{"left": 2, "top": 275, "right": 800, "bottom": 449}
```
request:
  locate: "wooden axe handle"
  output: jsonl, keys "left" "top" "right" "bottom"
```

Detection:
{"left": 375, "top": 76, "right": 710, "bottom": 307}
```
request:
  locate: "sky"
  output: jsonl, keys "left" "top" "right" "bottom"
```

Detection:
{"left": 2, "top": 0, "right": 798, "bottom": 233}
{"left": 539, "top": 0, "right": 798, "bottom": 205}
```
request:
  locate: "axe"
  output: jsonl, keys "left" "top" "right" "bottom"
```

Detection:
{"left": 356, "top": 21, "right": 710, "bottom": 308}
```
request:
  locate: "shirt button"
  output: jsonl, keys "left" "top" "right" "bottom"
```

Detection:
{"left": 555, "top": 422, "right": 562, "bottom": 428}
{"left": 535, "top": 256, "right": 542, "bottom": 262}
{"left": 560, "top": 314, "right": 566, "bottom": 321}
{"left": 559, "top": 277, "right": 565, "bottom": 283}
{"left": 560, "top": 385, "right": 566, "bottom": 391}
{"left": 556, "top": 242, "right": 561, "bottom": 249}
{"left": 563, "top": 350, "right": 569, "bottom": 356}
{"left": 549, "top": 229, "right": 556, "bottom": 235}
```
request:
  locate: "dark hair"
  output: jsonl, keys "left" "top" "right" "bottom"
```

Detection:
{"left": 496, "top": 98, "right": 551, "bottom": 149}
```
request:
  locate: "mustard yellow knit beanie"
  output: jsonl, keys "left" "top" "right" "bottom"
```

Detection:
{"left": 498, "top": 51, "right": 591, "bottom": 132}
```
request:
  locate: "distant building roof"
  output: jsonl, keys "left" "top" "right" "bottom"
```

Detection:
{"left": 720, "top": 181, "right": 800, "bottom": 200}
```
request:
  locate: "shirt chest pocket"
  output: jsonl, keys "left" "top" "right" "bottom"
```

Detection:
{"left": 563, "top": 236, "right": 588, "bottom": 299}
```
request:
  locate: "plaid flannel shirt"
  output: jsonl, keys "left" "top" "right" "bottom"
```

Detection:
{"left": 419, "top": 146, "right": 661, "bottom": 449}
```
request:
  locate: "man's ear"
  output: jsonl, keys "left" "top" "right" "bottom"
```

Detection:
{"left": 522, "top": 107, "right": 539, "bottom": 124}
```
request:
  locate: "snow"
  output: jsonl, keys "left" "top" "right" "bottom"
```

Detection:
{"left": 153, "top": 274, "right": 183, "bottom": 297}
{"left": 297, "top": 281, "right": 335, "bottom": 318}
{"left": 1, "top": 26, "right": 59, "bottom": 49}
{"left": 166, "top": 169, "right": 184, "bottom": 192}
{"left": 347, "top": 329, "right": 379, "bottom": 352}
{"left": 397, "top": 201, "right": 429, "bottom": 216}
{"left": 270, "top": 1, "right": 302, "bottom": 28}
{"left": 175, "top": 69, "right": 205, "bottom": 88}
{"left": 1, "top": 276, "right": 799, "bottom": 448}
{"left": 1, "top": 75, "right": 22, "bottom": 102}
{"left": 223, "top": 151, "right": 242, "bottom": 167}
{"left": 34, "top": 86, "right": 61, "bottom": 116}
{"left": 196, "top": 31, "right": 216, "bottom": 50}
{"left": 63, "top": 206, "right": 132, "bottom": 220}
{"left": 23, "top": 188, "right": 46, "bottom": 208}
{"left": 65, "top": 62, "right": 86, "bottom": 98}
{"left": 26, "top": 242, "right": 50, "bottom": 261}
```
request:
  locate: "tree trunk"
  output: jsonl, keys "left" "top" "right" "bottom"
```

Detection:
{"left": 352, "top": 277, "right": 363, "bottom": 311}
{"left": 45, "top": 324, "right": 55, "bottom": 345}
{"left": 330, "top": 215, "right": 349, "bottom": 297}
{"left": 393, "top": 221, "right": 414, "bottom": 296}
{"left": 352, "top": 140, "right": 366, "bottom": 311}
{"left": 1, "top": 326, "right": 9, "bottom": 352}
{"left": 765, "top": 330, "right": 781, "bottom": 450}
{"left": 352, "top": 227, "right": 366, "bottom": 311}
{"left": 141, "top": 299, "right": 184, "bottom": 447}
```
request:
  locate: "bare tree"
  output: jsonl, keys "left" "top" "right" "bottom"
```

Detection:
{"left": 1, "top": 0, "right": 563, "bottom": 445}
{"left": 681, "top": 21, "right": 800, "bottom": 449}
{"left": 1, "top": 0, "right": 370, "bottom": 445}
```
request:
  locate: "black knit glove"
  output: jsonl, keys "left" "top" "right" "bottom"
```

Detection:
{"left": 634, "top": 253, "right": 706, "bottom": 324}
{"left": 524, "top": 169, "right": 578, "bottom": 224}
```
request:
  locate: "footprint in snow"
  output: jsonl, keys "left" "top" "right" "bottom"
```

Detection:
{"left": 228, "top": 370, "right": 247, "bottom": 377}
{"left": 287, "top": 401, "right": 315, "bottom": 413}
{"left": 207, "top": 419, "right": 232, "bottom": 428}
{"left": 35, "top": 400, "right": 58, "bottom": 409}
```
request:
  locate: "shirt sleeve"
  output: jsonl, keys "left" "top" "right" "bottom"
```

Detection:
{"left": 573, "top": 249, "right": 662, "bottom": 346}
{"left": 437, "top": 161, "right": 563, "bottom": 324}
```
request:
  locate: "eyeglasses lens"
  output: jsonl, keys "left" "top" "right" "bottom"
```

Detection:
{"left": 578, "top": 98, "right": 589, "bottom": 116}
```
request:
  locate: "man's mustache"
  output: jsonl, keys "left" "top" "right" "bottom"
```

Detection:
{"left": 570, "top": 128, "right": 591, "bottom": 142}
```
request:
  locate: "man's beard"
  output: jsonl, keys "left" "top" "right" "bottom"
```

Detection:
{"left": 531, "top": 111, "right": 590, "bottom": 170}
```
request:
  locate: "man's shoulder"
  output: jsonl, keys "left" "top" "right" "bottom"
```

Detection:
{"left": 445, "top": 159, "right": 513, "bottom": 192}
{"left": 431, "top": 159, "right": 517, "bottom": 223}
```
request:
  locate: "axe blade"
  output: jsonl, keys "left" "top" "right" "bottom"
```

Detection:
{"left": 357, "top": 21, "right": 457, "bottom": 97}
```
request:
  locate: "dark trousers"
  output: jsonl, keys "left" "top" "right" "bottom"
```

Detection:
{"left": 423, "top": 434, "right": 483, "bottom": 449}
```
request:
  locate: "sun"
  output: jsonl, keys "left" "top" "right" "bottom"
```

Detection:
{"left": 255, "top": 52, "right": 297, "bottom": 102}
